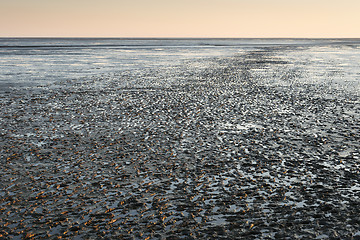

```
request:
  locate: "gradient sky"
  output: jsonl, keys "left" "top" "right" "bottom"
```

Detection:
{"left": 1, "top": 0, "right": 360, "bottom": 37}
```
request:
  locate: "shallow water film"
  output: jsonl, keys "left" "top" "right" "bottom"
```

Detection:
{"left": 1, "top": 40, "right": 360, "bottom": 239}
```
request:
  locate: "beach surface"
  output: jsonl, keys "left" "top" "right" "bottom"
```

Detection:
{"left": 1, "top": 43, "right": 360, "bottom": 239}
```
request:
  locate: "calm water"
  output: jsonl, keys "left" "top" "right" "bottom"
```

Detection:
{"left": 0, "top": 38, "right": 359, "bottom": 90}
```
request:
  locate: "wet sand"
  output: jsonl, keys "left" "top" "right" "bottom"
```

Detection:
{"left": 1, "top": 47, "right": 359, "bottom": 239}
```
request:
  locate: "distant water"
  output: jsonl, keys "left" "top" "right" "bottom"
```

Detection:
{"left": 0, "top": 38, "right": 359, "bottom": 90}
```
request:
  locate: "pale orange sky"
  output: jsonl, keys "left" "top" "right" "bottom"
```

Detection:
{"left": 1, "top": 0, "right": 360, "bottom": 37}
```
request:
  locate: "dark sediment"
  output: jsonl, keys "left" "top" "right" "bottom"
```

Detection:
{"left": 0, "top": 47, "right": 359, "bottom": 239}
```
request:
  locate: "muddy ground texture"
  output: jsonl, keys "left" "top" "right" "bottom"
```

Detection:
{"left": 0, "top": 47, "right": 359, "bottom": 239}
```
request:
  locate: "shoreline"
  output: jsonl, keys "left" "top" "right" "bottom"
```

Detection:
{"left": 1, "top": 47, "right": 359, "bottom": 239}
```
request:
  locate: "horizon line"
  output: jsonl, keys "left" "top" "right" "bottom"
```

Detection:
{"left": 1, "top": 36, "right": 360, "bottom": 40}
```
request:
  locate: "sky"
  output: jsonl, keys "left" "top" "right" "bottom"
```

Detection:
{"left": 1, "top": 0, "right": 360, "bottom": 38}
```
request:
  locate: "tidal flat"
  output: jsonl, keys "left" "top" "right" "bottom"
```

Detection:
{"left": 0, "top": 44, "right": 360, "bottom": 239}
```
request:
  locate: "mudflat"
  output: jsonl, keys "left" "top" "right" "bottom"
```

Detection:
{"left": 1, "top": 46, "right": 359, "bottom": 239}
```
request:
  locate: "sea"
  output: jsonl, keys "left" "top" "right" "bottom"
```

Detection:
{"left": 0, "top": 38, "right": 360, "bottom": 91}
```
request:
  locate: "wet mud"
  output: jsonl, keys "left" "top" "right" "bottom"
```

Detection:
{"left": 1, "top": 47, "right": 359, "bottom": 239}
